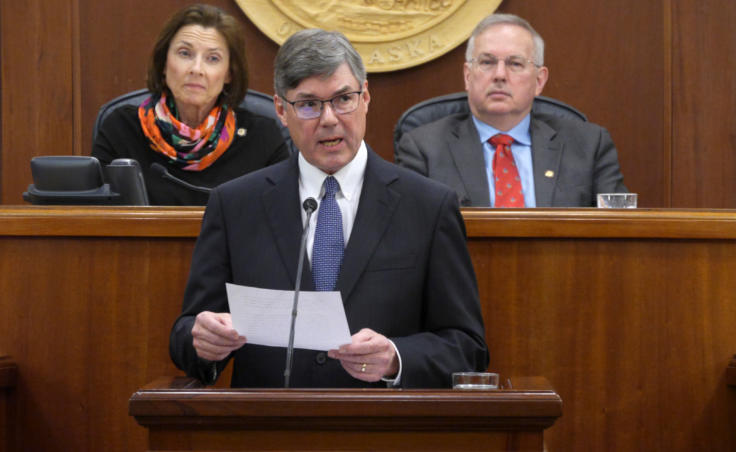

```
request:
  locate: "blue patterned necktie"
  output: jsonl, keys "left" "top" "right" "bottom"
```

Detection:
{"left": 312, "top": 176, "right": 344, "bottom": 291}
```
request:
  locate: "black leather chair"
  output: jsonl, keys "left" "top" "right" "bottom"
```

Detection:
{"left": 92, "top": 88, "right": 294, "bottom": 153}
{"left": 393, "top": 92, "right": 586, "bottom": 153}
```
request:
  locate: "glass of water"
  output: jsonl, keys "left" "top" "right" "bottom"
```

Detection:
{"left": 452, "top": 372, "right": 499, "bottom": 390}
{"left": 597, "top": 193, "right": 638, "bottom": 208}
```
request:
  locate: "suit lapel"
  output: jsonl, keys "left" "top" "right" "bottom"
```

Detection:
{"left": 448, "top": 117, "right": 491, "bottom": 206}
{"left": 530, "top": 116, "right": 563, "bottom": 207}
{"left": 337, "top": 150, "right": 400, "bottom": 302}
{"left": 261, "top": 154, "right": 314, "bottom": 290}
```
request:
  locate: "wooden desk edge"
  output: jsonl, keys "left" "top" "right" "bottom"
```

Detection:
{"left": 4, "top": 206, "right": 736, "bottom": 239}
{"left": 129, "top": 375, "right": 562, "bottom": 431}
{"left": 0, "top": 206, "right": 203, "bottom": 237}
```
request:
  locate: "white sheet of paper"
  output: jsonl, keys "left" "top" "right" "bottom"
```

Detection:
{"left": 226, "top": 283, "right": 352, "bottom": 351}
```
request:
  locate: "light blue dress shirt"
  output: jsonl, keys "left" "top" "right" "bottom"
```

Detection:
{"left": 472, "top": 114, "right": 537, "bottom": 207}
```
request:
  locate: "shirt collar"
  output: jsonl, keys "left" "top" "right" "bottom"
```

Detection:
{"left": 472, "top": 113, "right": 532, "bottom": 146}
{"left": 298, "top": 141, "right": 367, "bottom": 200}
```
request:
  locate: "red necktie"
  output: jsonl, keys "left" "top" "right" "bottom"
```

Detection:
{"left": 490, "top": 133, "right": 525, "bottom": 207}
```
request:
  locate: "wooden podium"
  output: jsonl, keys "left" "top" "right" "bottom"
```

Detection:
{"left": 129, "top": 376, "right": 561, "bottom": 451}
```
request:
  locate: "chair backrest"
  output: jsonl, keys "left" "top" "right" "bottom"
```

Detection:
{"left": 92, "top": 88, "right": 294, "bottom": 152}
{"left": 393, "top": 92, "right": 587, "bottom": 152}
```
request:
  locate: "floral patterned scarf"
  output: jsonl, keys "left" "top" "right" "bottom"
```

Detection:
{"left": 138, "top": 93, "right": 236, "bottom": 171}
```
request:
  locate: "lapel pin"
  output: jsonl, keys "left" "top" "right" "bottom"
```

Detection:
{"left": 237, "top": 128, "right": 247, "bottom": 137}
{"left": 545, "top": 170, "right": 554, "bottom": 178}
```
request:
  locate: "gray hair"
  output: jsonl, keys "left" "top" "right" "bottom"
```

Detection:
{"left": 274, "top": 29, "right": 367, "bottom": 98}
{"left": 465, "top": 13, "right": 545, "bottom": 66}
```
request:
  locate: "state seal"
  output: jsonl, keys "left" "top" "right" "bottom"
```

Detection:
{"left": 236, "top": 0, "right": 503, "bottom": 72}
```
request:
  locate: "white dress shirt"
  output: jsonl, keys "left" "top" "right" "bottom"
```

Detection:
{"left": 297, "top": 142, "right": 402, "bottom": 386}
{"left": 298, "top": 141, "right": 367, "bottom": 263}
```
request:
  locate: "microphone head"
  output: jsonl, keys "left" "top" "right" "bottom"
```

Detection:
{"left": 303, "top": 197, "right": 318, "bottom": 213}
{"left": 149, "top": 162, "right": 166, "bottom": 176}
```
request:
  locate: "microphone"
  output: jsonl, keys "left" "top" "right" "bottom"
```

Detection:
{"left": 284, "top": 197, "right": 318, "bottom": 388}
{"left": 150, "top": 162, "right": 212, "bottom": 194}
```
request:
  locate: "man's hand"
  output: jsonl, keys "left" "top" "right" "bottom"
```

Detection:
{"left": 191, "top": 311, "right": 247, "bottom": 361}
{"left": 327, "top": 328, "right": 398, "bottom": 382}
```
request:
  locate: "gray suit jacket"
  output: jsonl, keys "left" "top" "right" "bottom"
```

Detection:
{"left": 395, "top": 112, "right": 627, "bottom": 207}
{"left": 170, "top": 149, "right": 489, "bottom": 388}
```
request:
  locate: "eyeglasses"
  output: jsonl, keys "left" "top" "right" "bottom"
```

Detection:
{"left": 281, "top": 91, "right": 363, "bottom": 120}
{"left": 469, "top": 54, "right": 539, "bottom": 73}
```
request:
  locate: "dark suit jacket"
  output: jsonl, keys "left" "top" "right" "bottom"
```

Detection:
{"left": 395, "top": 112, "right": 627, "bottom": 207}
{"left": 170, "top": 149, "right": 489, "bottom": 388}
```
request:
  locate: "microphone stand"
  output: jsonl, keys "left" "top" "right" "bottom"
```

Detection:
{"left": 149, "top": 162, "right": 212, "bottom": 194}
{"left": 284, "top": 198, "right": 318, "bottom": 388}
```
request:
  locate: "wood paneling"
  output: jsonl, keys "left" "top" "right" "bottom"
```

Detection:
{"left": 1, "top": 207, "right": 736, "bottom": 451}
{"left": 7, "top": 0, "right": 735, "bottom": 207}
{"left": 671, "top": 1, "right": 736, "bottom": 207}
{"left": 0, "top": 1, "right": 76, "bottom": 204}
{"left": 0, "top": 234, "right": 189, "bottom": 451}
{"left": 0, "top": 357, "right": 18, "bottom": 452}
{"left": 470, "top": 236, "right": 736, "bottom": 450}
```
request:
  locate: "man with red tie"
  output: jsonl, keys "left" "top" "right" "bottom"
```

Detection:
{"left": 396, "top": 13, "right": 628, "bottom": 207}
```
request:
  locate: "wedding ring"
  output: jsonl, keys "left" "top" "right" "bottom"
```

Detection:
{"left": 361, "top": 363, "right": 367, "bottom": 373}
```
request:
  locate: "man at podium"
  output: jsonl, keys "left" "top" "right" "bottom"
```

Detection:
{"left": 169, "top": 29, "right": 488, "bottom": 388}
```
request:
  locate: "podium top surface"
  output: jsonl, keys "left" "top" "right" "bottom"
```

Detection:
{"left": 129, "top": 376, "right": 562, "bottom": 430}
